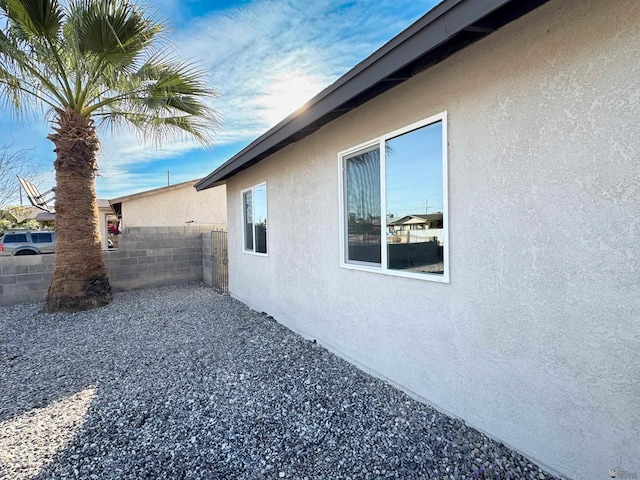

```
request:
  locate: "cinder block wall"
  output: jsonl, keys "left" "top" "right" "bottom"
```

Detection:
{"left": 0, "top": 254, "right": 55, "bottom": 306}
{"left": 106, "top": 226, "right": 210, "bottom": 290}
{"left": 0, "top": 226, "right": 213, "bottom": 306}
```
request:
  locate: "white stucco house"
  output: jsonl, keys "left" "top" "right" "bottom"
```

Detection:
{"left": 196, "top": 0, "right": 639, "bottom": 479}
{"left": 109, "top": 179, "right": 226, "bottom": 230}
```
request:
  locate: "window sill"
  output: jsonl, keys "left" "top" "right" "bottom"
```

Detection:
{"left": 340, "top": 261, "right": 449, "bottom": 283}
{"left": 242, "top": 250, "right": 268, "bottom": 258}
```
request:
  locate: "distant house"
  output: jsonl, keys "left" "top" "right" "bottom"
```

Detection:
{"left": 387, "top": 213, "right": 443, "bottom": 231}
{"left": 387, "top": 214, "right": 445, "bottom": 270}
{"left": 24, "top": 201, "right": 116, "bottom": 250}
{"left": 387, "top": 213, "right": 443, "bottom": 240}
{"left": 196, "top": 0, "right": 639, "bottom": 479}
{"left": 109, "top": 179, "right": 226, "bottom": 230}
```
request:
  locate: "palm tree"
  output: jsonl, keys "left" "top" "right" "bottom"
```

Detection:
{"left": 0, "top": 0, "right": 218, "bottom": 312}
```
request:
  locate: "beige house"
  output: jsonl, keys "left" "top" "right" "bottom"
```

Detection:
{"left": 196, "top": 0, "right": 640, "bottom": 478}
{"left": 109, "top": 179, "right": 226, "bottom": 230}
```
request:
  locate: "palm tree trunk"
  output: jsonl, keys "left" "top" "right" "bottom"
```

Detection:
{"left": 43, "top": 108, "right": 113, "bottom": 313}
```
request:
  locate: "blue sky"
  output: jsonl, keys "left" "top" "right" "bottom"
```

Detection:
{"left": 0, "top": 0, "right": 439, "bottom": 202}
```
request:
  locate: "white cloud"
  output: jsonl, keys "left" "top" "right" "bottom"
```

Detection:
{"left": 169, "top": 0, "right": 431, "bottom": 142}
{"left": 2, "top": 0, "right": 436, "bottom": 199}
{"left": 94, "top": 130, "right": 206, "bottom": 197}
{"left": 97, "top": 0, "right": 430, "bottom": 197}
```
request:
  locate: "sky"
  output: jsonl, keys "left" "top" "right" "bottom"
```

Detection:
{"left": 0, "top": 0, "right": 440, "bottom": 203}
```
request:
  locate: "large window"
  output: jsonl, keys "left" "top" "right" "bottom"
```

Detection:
{"left": 340, "top": 112, "right": 448, "bottom": 282}
{"left": 242, "top": 182, "right": 268, "bottom": 255}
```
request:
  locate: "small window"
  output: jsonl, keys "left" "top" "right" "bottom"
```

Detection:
{"left": 340, "top": 112, "right": 448, "bottom": 282}
{"left": 242, "top": 183, "right": 268, "bottom": 255}
{"left": 4, "top": 234, "right": 27, "bottom": 243}
{"left": 31, "top": 233, "right": 52, "bottom": 243}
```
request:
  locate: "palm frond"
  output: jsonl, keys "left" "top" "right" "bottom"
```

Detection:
{"left": 1, "top": 0, "right": 220, "bottom": 147}
{"left": 0, "top": 0, "right": 63, "bottom": 40}
{"left": 133, "top": 59, "right": 217, "bottom": 113}
{"left": 82, "top": 53, "right": 219, "bottom": 146}
{"left": 95, "top": 108, "right": 218, "bottom": 147}
{"left": 69, "top": 0, "right": 163, "bottom": 69}
{"left": 0, "top": 22, "right": 68, "bottom": 110}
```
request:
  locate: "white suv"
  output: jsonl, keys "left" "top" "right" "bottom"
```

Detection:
{"left": 0, "top": 230, "right": 56, "bottom": 256}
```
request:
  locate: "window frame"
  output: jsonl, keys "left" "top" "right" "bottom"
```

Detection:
{"left": 241, "top": 182, "right": 268, "bottom": 257}
{"left": 338, "top": 111, "right": 449, "bottom": 283}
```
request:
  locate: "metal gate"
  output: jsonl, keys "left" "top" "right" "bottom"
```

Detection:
{"left": 211, "top": 231, "right": 228, "bottom": 294}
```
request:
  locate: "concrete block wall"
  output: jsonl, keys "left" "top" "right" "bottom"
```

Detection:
{"left": 105, "top": 226, "right": 211, "bottom": 291}
{"left": 0, "top": 226, "right": 214, "bottom": 306}
{"left": 0, "top": 254, "right": 55, "bottom": 306}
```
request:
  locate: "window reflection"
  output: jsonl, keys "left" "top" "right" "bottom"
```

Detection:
{"left": 346, "top": 148, "right": 381, "bottom": 264}
{"left": 386, "top": 121, "right": 444, "bottom": 274}
{"left": 253, "top": 184, "right": 267, "bottom": 254}
{"left": 243, "top": 191, "right": 253, "bottom": 251}
{"left": 243, "top": 185, "right": 268, "bottom": 254}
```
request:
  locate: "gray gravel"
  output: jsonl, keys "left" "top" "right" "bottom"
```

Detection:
{"left": 1, "top": 283, "right": 559, "bottom": 480}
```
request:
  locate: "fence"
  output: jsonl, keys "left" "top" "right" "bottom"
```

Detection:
{"left": 203, "top": 230, "right": 228, "bottom": 294}
{"left": 0, "top": 226, "right": 217, "bottom": 306}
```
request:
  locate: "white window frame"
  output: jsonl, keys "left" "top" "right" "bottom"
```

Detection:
{"left": 338, "top": 111, "right": 449, "bottom": 283}
{"left": 241, "top": 182, "right": 268, "bottom": 257}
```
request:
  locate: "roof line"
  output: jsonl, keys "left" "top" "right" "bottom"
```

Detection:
{"left": 110, "top": 178, "right": 202, "bottom": 204}
{"left": 196, "top": 0, "right": 547, "bottom": 190}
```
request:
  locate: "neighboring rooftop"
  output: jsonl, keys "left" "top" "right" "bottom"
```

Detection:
{"left": 98, "top": 199, "right": 113, "bottom": 211}
{"left": 388, "top": 214, "right": 443, "bottom": 226}
{"left": 109, "top": 179, "right": 202, "bottom": 217}
{"left": 196, "top": 0, "right": 550, "bottom": 191}
{"left": 21, "top": 201, "right": 113, "bottom": 223}
{"left": 109, "top": 179, "right": 202, "bottom": 205}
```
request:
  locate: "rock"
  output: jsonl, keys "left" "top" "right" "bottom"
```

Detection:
{"left": 0, "top": 283, "right": 561, "bottom": 480}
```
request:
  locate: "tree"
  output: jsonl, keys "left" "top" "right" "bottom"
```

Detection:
{"left": 0, "top": 143, "right": 41, "bottom": 208}
{"left": 0, "top": 0, "right": 218, "bottom": 312}
{"left": 6, "top": 204, "right": 30, "bottom": 223}
{"left": 0, "top": 205, "right": 39, "bottom": 230}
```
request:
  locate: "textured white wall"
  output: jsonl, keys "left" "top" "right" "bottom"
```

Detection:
{"left": 121, "top": 184, "right": 226, "bottom": 228}
{"left": 225, "top": 1, "right": 640, "bottom": 478}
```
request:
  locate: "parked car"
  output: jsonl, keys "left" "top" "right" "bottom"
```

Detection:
{"left": 0, "top": 230, "right": 56, "bottom": 256}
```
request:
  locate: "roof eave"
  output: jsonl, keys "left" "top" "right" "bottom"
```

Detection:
{"left": 196, "top": 0, "right": 548, "bottom": 191}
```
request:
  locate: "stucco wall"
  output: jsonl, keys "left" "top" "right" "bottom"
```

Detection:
{"left": 121, "top": 183, "right": 226, "bottom": 228}
{"left": 223, "top": 1, "right": 640, "bottom": 479}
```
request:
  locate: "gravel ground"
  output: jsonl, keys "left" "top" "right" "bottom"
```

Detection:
{"left": 0, "top": 283, "right": 560, "bottom": 480}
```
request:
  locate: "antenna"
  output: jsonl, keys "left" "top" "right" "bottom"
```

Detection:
{"left": 16, "top": 176, "right": 55, "bottom": 213}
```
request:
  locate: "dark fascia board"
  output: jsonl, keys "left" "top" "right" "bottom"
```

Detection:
{"left": 195, "top": 0, "right": 529, "bottom": 191}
